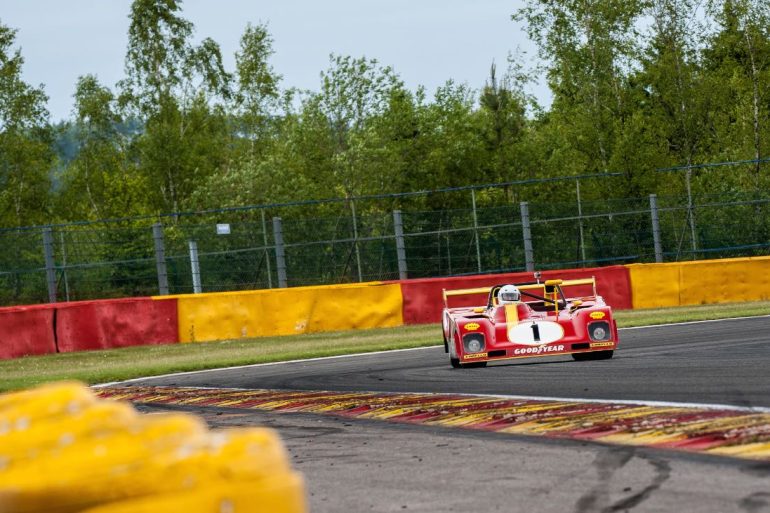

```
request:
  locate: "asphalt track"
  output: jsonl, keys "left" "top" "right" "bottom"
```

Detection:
{"left": 121, "top": 317, "right": 770, "bottom": 512}
{"left": 131, "top": 316, "right": 770, "bottom": 409}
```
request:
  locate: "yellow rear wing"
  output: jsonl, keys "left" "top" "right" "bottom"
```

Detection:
{"left": 442, "top": 277, "right": 597, "bottom": 307}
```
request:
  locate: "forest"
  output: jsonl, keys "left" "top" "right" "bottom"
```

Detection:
{"left": 0, "top": 0, "right": 768, "bottom": 228}
{"left": 1, "top": 0, "right": 770, "bottom": 304}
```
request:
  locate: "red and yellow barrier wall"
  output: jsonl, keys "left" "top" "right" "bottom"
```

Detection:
{"left": 170, "top": 282, "right": 403, "bottom": 343}
{"left": 627, "top": 255, "right": 770, "bottom": 308}
{"left": 0, "top": 298, "right": 178, "bottom": 359}
{"left": 2, "top": 255, "right": 770, "bottom": 359}
{"left": 397, "top": 265, "right": 633, "bottom": 325}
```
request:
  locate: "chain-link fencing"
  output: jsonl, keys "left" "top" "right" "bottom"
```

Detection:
{"left": 2, "top": 162, "right": 770, "bottom": 306}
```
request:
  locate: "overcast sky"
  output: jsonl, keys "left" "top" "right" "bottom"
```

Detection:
{"left": 2, "top": 0, "right": 549, "bottom": 122}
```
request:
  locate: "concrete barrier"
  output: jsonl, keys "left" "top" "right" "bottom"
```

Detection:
{"left": 0, "top": 305, "right": 56, "bottom": 359}
{"left": 172, "top": 282, "right": 403, "bottom": 343}
{"left": 627, "top": 255, "right": 770, "bottom": 308}
{"left": 55, "top": 298, "right": 179, "bottom": 352}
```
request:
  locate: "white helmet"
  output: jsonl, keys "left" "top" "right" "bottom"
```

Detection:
{"left": 498, "top": 284, "right": 520, "bottom": 304}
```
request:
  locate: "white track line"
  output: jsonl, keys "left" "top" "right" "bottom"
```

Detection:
{"left": 95, "top": 314, "right": 770, "bottom": 387}
{"left": 620, "top": 313, "right": 770, "bottom": 330}
{"left": 94, "top": 346, "right": 435, "bottom": 387}
{"left": 458, "top": 392, "right": 770, "bottom": 414}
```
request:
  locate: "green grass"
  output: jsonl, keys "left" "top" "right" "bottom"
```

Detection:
{"left": 1, "top": 300, "right": 769, "bottom": 392}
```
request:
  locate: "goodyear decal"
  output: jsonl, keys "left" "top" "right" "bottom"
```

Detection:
{"left": 590, "top": 342, "right": 614, "bottom": 348}
{"left": 464, "top": 322, "right": 480, "bottom": 331}
{"left": 97, "top": 386, "right": 770, "bottom": 461}
{"left": 590, "top": 311, "right": 606, "bottom": 319}
{"left": 463, "top": 352, "right": 487, "bottom": 360}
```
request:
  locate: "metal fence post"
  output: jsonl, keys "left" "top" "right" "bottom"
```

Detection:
{"left": 59, "top": 231, "right": 70, "bottom": 302}
{"left": 685, "top": 169, "right": 698, "bottom": 252}
{"left": 152, "top": 223, "right": 169, "bottom": 295}
{"left": 272, "top": 217, "right": 288, "bottom": 288}
{"left": 650, "top": 194, "right": 664, "bottom": 263}
{"left": 261, "top": 210, "right": 273, "bottom": 288}
{"left": 42, "top": 227, "right": 57, "bottom": 303}
{"left": 576, "top": 179, "right": 586, "bottom": 263}
{"left": 350, "top": 200, "right": 363, "bottom": 282}
{"left": 471, "top": 189, "right": 482, "bottom": 273}
{"left": 393, "top": 210, "right": 408, "bottom": 280}
{"left": 520, "top": 202, "right": 535, "bottom": 272}
{"left": 188, "top": 240, "right": 202, "bottom": 293}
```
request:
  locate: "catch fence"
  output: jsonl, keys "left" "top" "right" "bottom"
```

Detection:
{"left": 2, "top": 160, "right": 769, "bottom": 306}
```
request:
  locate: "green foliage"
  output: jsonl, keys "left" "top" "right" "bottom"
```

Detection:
{"left": 6, "top": 0, "right": 770, "bottom": 303}
{"left": 0, "top": 22, "right": 53, "bottom": 228}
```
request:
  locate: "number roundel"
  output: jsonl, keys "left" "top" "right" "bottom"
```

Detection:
{"left": 507, "top": 321, "right": 564, "bottom": 346}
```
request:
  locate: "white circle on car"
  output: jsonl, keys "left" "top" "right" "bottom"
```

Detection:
{"left": 508, "top": 321, "right": 564, "bottom": 346}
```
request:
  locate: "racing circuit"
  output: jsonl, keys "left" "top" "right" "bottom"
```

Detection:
{"left": 101, "top": 316, "right": 770, "bottom": 513}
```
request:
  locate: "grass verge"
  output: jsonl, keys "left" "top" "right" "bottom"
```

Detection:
{"left": 1, "top": 301, "right": 769, "bottom": 391}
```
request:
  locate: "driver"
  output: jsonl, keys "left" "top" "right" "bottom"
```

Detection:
{"left": 497, "top": 284, "right": 521, "bottom": 305}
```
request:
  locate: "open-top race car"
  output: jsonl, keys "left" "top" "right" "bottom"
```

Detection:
{"left": 442, "top": 275, "right": 618, "bottom": 368}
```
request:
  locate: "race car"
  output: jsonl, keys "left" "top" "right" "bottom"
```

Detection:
{"left": 442, "top": 276, "right": 618, "bottom": 368}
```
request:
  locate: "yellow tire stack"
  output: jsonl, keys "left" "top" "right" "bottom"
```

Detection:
{"left": 0, "top": 382, "right": 306, "bottom": 513}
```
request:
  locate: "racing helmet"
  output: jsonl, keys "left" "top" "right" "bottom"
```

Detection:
{"left": 498, "top": 284, "right": 521, "bottom": 304}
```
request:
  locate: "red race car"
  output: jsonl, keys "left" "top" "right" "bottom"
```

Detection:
{"left": 442, "top": 276, "right": 618, "bottom": 368}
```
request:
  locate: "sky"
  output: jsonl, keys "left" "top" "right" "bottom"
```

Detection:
{"left": 1, "top": 0, "right": 549, "bottom": 122}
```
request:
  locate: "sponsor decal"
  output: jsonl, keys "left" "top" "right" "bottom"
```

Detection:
{"left": 590, "top": 311, "right": 606, "bottom": 319}
{"left": 463, "top": 352, "right": 487, "bottom": 360}
{"left": 508, "top": 321, "right": 565, "bottom": 346}
{"left": 465, "top": 322, "right": 480, "bottom": 331}
{"left": 513, "top": 344, "right": 565, "bottom": 356}
{"left": 590, "top": 341, "right": 614, "bottom": 348}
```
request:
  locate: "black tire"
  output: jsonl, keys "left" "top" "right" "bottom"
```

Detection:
{"left": 572, "top": 350, "right": 614, "bottom": 361}
{"left": 450, "top": 357, "right": 462, "bottom": 368}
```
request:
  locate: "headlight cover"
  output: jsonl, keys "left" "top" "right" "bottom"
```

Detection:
{"left": 463, "top": 333, "right": 485, "bottom": 353}
{"left": 588, "top": 321, "right": 611, "bottom": 341}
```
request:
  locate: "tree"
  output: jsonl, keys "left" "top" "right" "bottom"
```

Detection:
{"left": 56, "top": 75, "right": 148, "bottom": 220}
{"left": 514, "top": 0, "right": 645, "bottom": 176}
{"left": 704, "top": 0, "right": 770, "bottom": 185}
{"left": 317, "top": 55, "right": 404, "bottom": 198}
{"left": 0, "top": 22, "right": 53, "bottom": 228}
{"left": 119, "top": 0, "right": 232, "bottom": 213}
{"left": 479, "top": 61, "right": 529, "bottom": 187}
{"left": 233, "top": 22, "right": 281, "bottom": 159}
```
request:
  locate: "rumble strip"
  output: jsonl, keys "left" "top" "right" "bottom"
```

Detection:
{"left": 96, "top": 386, "right": 770, "bottom": 461}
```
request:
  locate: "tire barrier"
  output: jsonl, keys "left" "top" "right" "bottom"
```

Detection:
{"left": 100, "top": 385, "right": 770, "bottom": 461}
{"left": 397, "top": 265, "right": 633, "bottom": 325}
{"left": 173, "top": 282, "right": 403, "bottom": 343}
{"left": 0, "top": 381, "right": 306, "bottom": 513}
{"left": 627, "top": 255, "right": 770, "bottom": 309}
{"left": 55, "top": 298, "right": 178, "bottom": 352}
{"left": 0, "top": 305, "right": 56, "bottom": 359}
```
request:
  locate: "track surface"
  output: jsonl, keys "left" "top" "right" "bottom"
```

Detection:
{"left": 132, "top": 316, "right": 770, "bottom": 408}
{"left": 121, "top": 317, "right": 770, "bottom": 512}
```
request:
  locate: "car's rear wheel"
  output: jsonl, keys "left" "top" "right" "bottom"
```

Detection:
{"left": 572, "top": 350, "right": 614, "bottom": 361}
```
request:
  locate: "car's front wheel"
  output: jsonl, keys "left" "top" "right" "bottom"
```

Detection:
{"left": 572, "top": 350, "right": 614, "bottom": 361}
{"left": 450, "top": 356, "right": 461, "bottom": 368}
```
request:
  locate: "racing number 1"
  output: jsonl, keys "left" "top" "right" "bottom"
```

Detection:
{"left": 530, "top": 322, "right": 541, "bottom": 342}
